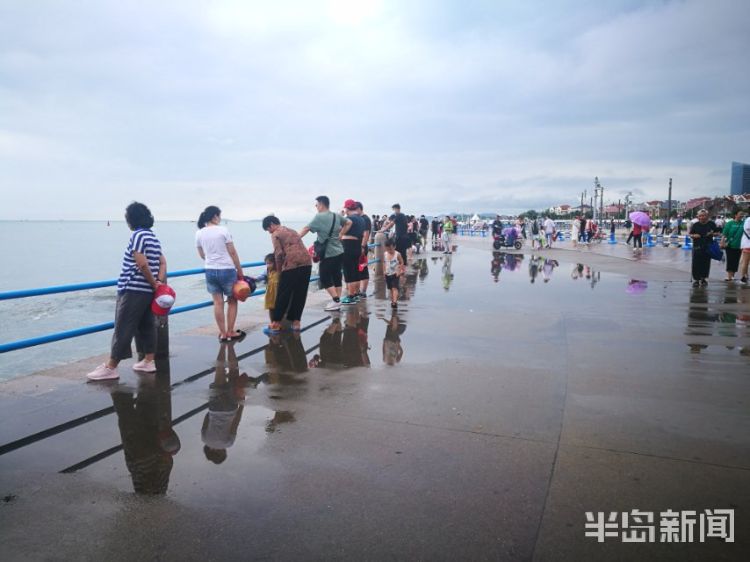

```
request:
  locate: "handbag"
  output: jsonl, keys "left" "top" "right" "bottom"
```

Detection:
{"left": 707, "top": 239, "right": 723, "bottom": 261}
{"left": 312, "top": 213, "right": 336, "bottom": 261}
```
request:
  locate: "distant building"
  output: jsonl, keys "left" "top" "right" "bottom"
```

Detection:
{"left": 730, "top": 161, "right": 750, "bottom": 195}
{"left": 685, "top": 197, "right": 711, "bottom": 212}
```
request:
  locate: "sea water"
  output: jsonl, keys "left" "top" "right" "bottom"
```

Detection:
{"left": 0, "top": 220, "right": 307, "bottom": 381}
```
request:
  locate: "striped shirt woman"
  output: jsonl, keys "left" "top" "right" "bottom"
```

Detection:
{"left": 87, "top": 202, "right": 167, "bottom": 382}
{"left": 118, "top": 229, "right": 163, "bottom": 293}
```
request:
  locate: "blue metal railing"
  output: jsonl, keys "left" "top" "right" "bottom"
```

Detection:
{"left": 0, "top": 262, "right": 269, "bottom": 300}
{"left": 0, "top": 246, "right": 380, "bottom": 354}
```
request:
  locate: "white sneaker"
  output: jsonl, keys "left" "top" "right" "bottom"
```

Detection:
{"left": 86, "top": 363, "right": 119, "bottom": 381}
{"left": 324, "top": 301, "right": 341, "bottom": 311}
{"left": 132, "top": 359, "right": 157, "bottom": 373}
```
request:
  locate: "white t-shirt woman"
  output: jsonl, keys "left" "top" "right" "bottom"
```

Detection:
{"left": 196, "top": 225, "right": 236, "bottom": 269}
{"left": 196, "top": 206, "right": 245, "bottom": 342}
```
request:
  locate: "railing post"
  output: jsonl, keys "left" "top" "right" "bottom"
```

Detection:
{"left": 374, "top": 233, "right": 386, "bottom": 276}
{"left": 156, "top": 315, "right": 169, "bottom": 360}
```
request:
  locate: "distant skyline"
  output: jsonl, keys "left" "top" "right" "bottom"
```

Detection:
{"left": 1, "top": 0, "right": 749, "bottom": 220}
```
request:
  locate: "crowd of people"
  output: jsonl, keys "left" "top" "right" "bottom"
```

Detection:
{"left": 85, "top": 199, "right": 750, "bottom": 382}
{"left": 86, "top": 198, "right": 448, "bottom": 381}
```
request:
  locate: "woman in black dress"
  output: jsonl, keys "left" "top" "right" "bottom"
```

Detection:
{"left": 688, "top": 209, "right": 721, "bottom": 287}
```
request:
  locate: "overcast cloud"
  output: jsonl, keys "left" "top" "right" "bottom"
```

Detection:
{"left": 1, "top": 0, "right": 748, "bottom": 220}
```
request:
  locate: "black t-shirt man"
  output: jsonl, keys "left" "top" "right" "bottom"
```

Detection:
{"left": 419, "top": 217, "right": 429, "bottom": 234}
{"left": 345, "top": 214, "right": 366, "bottom": 239}
{"left": 389, "top": 212, "right": 409, "bottom": 238}
{"left": 491, "top": 219, "right": 504, "bottom": 236}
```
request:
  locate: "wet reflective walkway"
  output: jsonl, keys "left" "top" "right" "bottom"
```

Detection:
{"left": 1, "top": 246, "right": 748, "bottom": 561}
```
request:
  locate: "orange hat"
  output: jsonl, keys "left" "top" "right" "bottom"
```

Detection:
{"left": 232, "top": 279, "right": 251, "bottom": 302}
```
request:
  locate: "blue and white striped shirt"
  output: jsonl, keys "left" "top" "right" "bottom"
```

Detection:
{"left": 117, "top": 229, "right": 162, "bottom": 294}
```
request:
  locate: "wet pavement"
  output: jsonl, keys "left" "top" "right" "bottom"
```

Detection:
{"left": 0, "top": 242, "right": 749, "bottom": 561}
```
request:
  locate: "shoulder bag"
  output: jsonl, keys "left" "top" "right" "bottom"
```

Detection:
{"left": 313, "top": 213, "right": 336, "bottom": 261}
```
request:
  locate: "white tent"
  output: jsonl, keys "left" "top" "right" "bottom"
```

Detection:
{"left": 470, "top": 213, "right": 480, "bottom": 223}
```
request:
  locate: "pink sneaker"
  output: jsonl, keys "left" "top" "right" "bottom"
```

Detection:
{"left": 86, "top": 363, "right": 119, "bottom": 381}
{"left": 132, "top": 359, "right": 157, "bottom": 373}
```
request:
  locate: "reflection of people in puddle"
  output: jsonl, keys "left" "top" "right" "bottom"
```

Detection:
{"left": 571, "top": 263, "right": 585, "bottom": 280}
{"left": 265, "top": 332, "right": 308, "bottom": 375}
{"left": 586, "top": 266, "right": 601, "bottom": 289}
{"left": 309, "top": 312, "right": 370, "bottom": 369}
{"left": 491, "top": 252, "right": 502, "bottom": 282}
{"left": 529, "top": 255, "right": 541, "bottom": 283}
{"left": 417, "top": 258, "right": 429, "bottom": 281}
{"left": 383, "top": 312, "right": 406, "bottom": 365}
{"left": 442, "top": 254, "right": 454, "bottom": 291}
{"left": 310, "top": 317, "right": 343, "bottom": 368}
{"left": 736, "top": 290, "right": 750, "bottom": 357}
{"left": 202, "top": 343, "right": 245, "bottom": 464}
{"left": 111, "top": 372, "right": 180, "bottom": 494}
{"left": 504, "top": 252, "right": 523, "bottom": 272}
{"left": 574, "top": 265, "right": 602, "bottom": 288}
{"left": 542, "top": 259, "right": 559, "bottom": 283}
{"left": 400, "top": 260, "right": 419, "bottom": 302}
{"left": 686, "top": 287, "right": 712, "bottom": 354}
{"left": 683, "top": 286, "right": 750, "bottom": 356}
{"left": 341, "top": 307, "right": 370, "bottom": 368}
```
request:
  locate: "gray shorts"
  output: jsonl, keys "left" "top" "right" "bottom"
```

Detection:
{"left": 111, "top": 290, "right": 156, "bottom": 361}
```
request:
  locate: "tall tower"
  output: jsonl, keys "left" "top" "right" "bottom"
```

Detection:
{"left": 730, "top": 161, "right": 750, "bottom": 195}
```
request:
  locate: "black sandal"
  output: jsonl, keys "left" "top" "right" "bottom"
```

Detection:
{"left": 228, "top": 330, "right": 246, "bottom": 341}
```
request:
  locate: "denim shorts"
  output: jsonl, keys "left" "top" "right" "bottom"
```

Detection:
{"left": 206, "top": 268, "right": 236, "bottom": 297}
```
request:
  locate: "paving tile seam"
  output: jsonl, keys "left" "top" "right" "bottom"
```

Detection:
{"left": 562, "top": 442, "right": 750, "bottom": 473}
{"left": 530, "top": 314, "right": 571, "bottom": 562}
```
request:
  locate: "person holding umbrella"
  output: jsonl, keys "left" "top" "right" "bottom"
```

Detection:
{"left": 629, "top": 211, "right": 650, "bottom": 251}
{"left": 688, "top": 209, "right": 721, "bottom": 287}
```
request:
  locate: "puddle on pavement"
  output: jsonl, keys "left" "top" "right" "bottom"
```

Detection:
{"left": 2, "top": 247, "right": 748, "bottom": 500}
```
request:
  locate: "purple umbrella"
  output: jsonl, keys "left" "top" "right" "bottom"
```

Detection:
{"left": 629, "top": 211, "right": 651, "bottom": 228}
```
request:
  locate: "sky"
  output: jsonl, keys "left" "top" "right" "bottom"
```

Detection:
{"left": 1, "top": 0, "right": 749, "bottom": 220}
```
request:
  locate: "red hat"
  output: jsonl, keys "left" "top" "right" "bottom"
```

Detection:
{"left": 343, "top": 199, "right": 357, "bottom": 210}
{"left": 151, "top": 284, "right": 176, "bottom": 316}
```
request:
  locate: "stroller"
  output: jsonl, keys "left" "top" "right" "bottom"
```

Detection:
{"left": 493, "top": 227, "right": 523, "bottom": 250}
